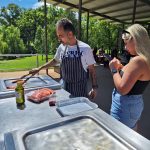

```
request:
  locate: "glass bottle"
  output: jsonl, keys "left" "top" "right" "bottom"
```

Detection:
{"left": 15, "top": 80, "right": 25, "bottom": 110}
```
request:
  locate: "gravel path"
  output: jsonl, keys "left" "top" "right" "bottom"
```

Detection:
{"left": 0, "top": 69, "right": 60, "bottom": 79}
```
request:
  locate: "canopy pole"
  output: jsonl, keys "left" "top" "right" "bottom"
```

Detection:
{"left": 86, "top": 11, "right": 89, "bottom": 43}
{"left": 44, "top": 0, "right": 48, "bottom": 75}
{"left": 148, "top": 24, "right": 150, "bottom": 35}
{"left": 132, "top": 0, "right": 137, "bottom": 24}
{"left": 121, "top": 24, "right": 125, "bottom": 53}
{"left": 78, "top": 0, "right": 82, "bottom": 40}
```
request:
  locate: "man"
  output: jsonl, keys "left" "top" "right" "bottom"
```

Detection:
{"left": 30, "top": 18, "right": 98, "bottom": 98}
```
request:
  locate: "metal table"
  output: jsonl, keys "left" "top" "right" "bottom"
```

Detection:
{"left": 0, "top": 89, "right": 150, "bottom": 149}
{"left": 3, "top": 110, "right": 150, "bottom": 150}
{"left": 0, "top": 88, "right": 70, "bottom": 141}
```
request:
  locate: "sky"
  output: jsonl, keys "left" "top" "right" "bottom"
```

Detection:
{"left": 0, "top": 0, "right": 44, "bottom": 9}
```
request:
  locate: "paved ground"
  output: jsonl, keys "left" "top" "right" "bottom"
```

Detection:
{"left": 0, "top": 65, "right": 150, "bottom": 140}
{"left": 0, "top": 69, "right": 60, "bottom": 79}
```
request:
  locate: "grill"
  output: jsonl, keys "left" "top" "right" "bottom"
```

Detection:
{"left": 0, "top": 75, "right": 61, "bottom": 99}
{"left": 23, "top": 117, "right": 131, "bottom": 150}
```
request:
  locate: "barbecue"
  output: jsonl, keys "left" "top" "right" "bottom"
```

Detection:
{"left": 0, "top": 75, "right": 61, "bottom": 99}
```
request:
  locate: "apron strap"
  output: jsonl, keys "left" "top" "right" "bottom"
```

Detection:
{"left": 63, "top": 40, "right": 80, "bottom": 58}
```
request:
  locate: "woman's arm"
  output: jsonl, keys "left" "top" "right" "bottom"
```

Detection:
{"left": 110, "top": 57, "right": 143, "bottom": 95}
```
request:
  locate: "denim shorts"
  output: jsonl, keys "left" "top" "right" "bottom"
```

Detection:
{"left": 110, "top": 89, "right": 144, "bottom": 128}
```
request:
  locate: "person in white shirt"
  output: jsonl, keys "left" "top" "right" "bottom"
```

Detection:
{"left": 29, "top": 18, "right": 98, "bottom": 98}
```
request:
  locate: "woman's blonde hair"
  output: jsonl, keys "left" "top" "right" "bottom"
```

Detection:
{"left": 127, "top": 24, "right": 150, "bottom": 66}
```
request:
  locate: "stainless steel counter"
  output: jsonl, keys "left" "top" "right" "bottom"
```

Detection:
{"left": 0, "top": 89, "right": 70, "bottom": 141}
{"left": 0, "top": 89, "right": 150, "bottom": 150}
{"left": 3, "top": 110, "right": 150, "bottom": 150}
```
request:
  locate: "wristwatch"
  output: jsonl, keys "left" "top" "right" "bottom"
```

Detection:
{"left": 111, "top": 68, "right": 118, "bottom": 75}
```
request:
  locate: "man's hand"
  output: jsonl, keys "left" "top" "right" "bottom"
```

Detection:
{"left": 88, "top": 88, "right": 97, "bottom": 99}
{"left": 29, "top": 59, "right": 57, "bottom": 75}
{"left": 88, "top": 64, "right": 98, "bottom": 99}
{"left": 29, "top": 68, "right": 40, "bottom": 75}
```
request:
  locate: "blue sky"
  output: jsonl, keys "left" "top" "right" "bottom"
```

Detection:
{"left": 0, "top": 0, "right": 43, "bottom": 9}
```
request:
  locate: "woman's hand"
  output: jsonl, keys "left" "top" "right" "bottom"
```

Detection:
{"left": 109, "top": 57, "right": 123, "bottom": 70}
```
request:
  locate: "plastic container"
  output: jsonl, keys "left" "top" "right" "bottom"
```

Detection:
{"left": 56, "top": 97, "right": 98, "bottom": 116}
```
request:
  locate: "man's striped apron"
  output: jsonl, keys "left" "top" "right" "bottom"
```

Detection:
{"left": 60, "top": 41, "right": 88, "bottom": 97}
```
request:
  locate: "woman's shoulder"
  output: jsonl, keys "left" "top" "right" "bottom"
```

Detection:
{"left": 131, "top": 56, "right": 150, "bottom": 80}
{"left": 130, "top": 56, "right": 146, "bottom": 66}
{"left": 123, "top": 56, "right": 146, "bottom": 72}
{"left": 129, "top": 56, "right": 150, "bottom": 75}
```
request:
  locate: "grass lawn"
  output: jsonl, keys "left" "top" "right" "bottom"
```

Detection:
{"left": 0, "top": 55, "right": 54, "bottom": 72}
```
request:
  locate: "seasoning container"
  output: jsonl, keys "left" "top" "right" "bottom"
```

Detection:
{"left": 15, "top": 80, "right": 25, "bottom": 110}
{"left": 49, "top": 100, "right": 56, "bottom": 106}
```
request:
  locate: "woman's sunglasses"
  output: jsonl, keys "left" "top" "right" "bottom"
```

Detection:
{"left": 122, "top": 30, "right": 132, "bottom": 41}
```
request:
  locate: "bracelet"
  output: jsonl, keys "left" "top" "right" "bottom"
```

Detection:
{"left": 92, "top": 85, "right": 98, "bottom": 89}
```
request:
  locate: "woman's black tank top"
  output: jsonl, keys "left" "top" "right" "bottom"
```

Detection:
{"left": 119, "top": 70, "right": 149, "bottom": 95}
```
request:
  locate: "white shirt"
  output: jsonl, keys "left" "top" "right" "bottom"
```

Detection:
{"left": 54, "top": 40, "right": 95, "bottom": 72}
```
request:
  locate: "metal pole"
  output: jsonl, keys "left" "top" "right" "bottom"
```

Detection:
{"left": 44, "top": 0, "right": 48, "bottom": 74}
{"left": 121, "top": 24, "right": 125, "bottom": 53}
{"left": 132, "top": 0, "right": 137, "bottom": 24}
{"left": 86, "top": 11, "right": 89, "bottom": 43}
{"left": 117, "top": 28, "right": 122, "bottom": 54}
{"left": 78, "top": 0, "right": 82, "bottom": 40}
{"left": 36, "top": 53, "right": 39, "bottom": 68}
{"left": 36, "top": 53, "right": 39, "bottom": 75}
{"left": 148, "top": 24, "right": 150, "bottom": 35}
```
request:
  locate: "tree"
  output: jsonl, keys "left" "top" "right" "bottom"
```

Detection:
{"left": 17, "top": 8, "right": 45, "bottom": 53}
{"left": 0, "top": 25, "right": 25, "bottom": 54}
{"left": 0, "top": 4, "right": 23, "bottom": 26}
{"left": 34, "top": 26, "right": 44, "bottom": 54}
{"left": 81, "top": 16, "right": 121, "bottom": 53}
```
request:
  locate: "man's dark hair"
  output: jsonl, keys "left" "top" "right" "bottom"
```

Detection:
{"left": 56, "top": 18, "right": 75, "bottom": 35}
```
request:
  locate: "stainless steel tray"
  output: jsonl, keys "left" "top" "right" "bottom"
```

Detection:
{"left": 56, "top": 97, "right": 98, "bottom": 116}
{"left": 0, "top": 141, "right": 4, "bottom": 150}
{"left": 4, "top": 115, "right": 136, "bottom": 150}
{"left": 4, "top": 77, "right": 47, "bottom": 90}
{"left": 24, "top": 118, "right": 130, "bottom": 150}
{"left": 0, "top": 75, "right": 61, "bottom": 99}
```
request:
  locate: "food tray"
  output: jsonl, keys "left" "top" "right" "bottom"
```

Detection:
{"left": 4, "top": 76, "right": 48, "bottom": 90}
{"left": 22, "top": 117, "right": 132, "bottom": 150}
{"left": 56, "top": 97, "right": 98, "bottom": 116}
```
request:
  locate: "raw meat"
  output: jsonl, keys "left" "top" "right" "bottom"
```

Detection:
{"left": 27, "top": 88, "right": 55, "bottom": 103}
{"left": 7, "top": 86, "right": 16, "bottom": 89}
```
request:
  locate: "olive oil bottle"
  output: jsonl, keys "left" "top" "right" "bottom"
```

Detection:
{"left": 15, "top": 80, "right": 25, "bottom": 110}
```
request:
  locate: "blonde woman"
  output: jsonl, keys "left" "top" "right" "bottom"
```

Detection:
{"left": 109, "top": 24, "right": 150, "bottom": 131}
